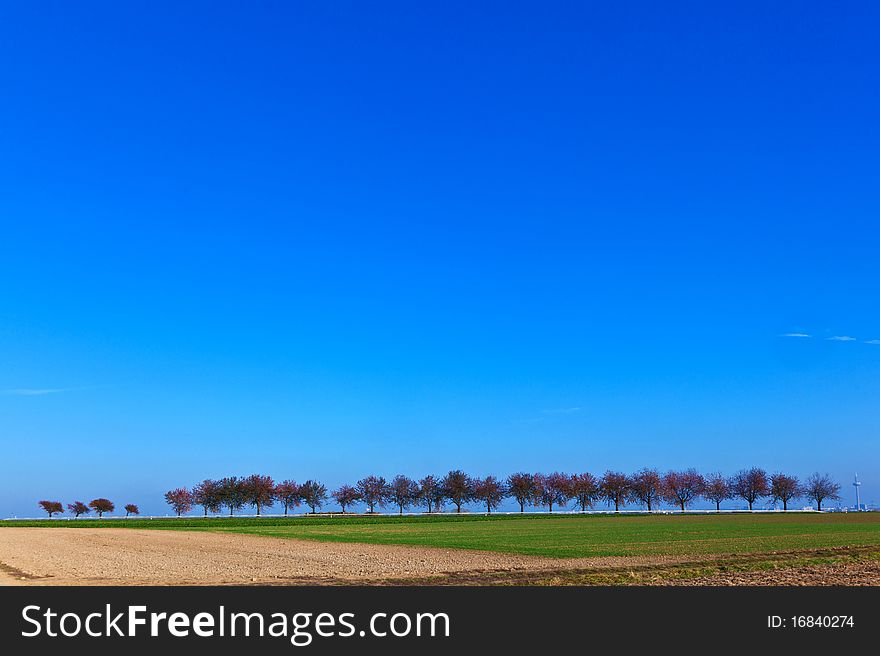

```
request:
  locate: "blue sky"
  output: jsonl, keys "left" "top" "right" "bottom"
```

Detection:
{"left": 1, "top": 2, "right": 877, "bottom": 515}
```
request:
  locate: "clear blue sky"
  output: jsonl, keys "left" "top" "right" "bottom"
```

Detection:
{"left": 1, "top": 2, "right": 877, "bottom": 515}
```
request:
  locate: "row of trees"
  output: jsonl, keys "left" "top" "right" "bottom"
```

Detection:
{"left": 163, "top": 469, "right": 844, "bottom": 516}
{"left": 37, "top": 499, "right": 140, "bottom": 518}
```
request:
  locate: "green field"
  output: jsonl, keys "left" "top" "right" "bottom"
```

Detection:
{"left": 4, "top": 512, "right": 880, "bottom": 559}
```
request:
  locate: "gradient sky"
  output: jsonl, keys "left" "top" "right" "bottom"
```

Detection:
{"left": 1, "top": 2, "right": 878, "bottom": 516}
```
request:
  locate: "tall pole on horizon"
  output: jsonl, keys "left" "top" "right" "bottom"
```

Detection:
{"left": 853, "top": 474, "right": 862, "bottom": 511}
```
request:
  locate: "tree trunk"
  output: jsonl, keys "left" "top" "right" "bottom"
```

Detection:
{"left": 748, "top": 500, "right": 753, "bottom": 511}
{"left": 817, "top": 499, "right": 822, "bottom": 511}
{"left": 680, "top": 501, "right": 685, "bottom": 513}
{"left": 487, "top": 502, "right": 491, "bottom": 514}
{"left": 647, "top": 499, "right": 652, "bottom": 512}
{"left": 456, "top": 502, "right": 461, "bottom": 513}
{"left": 615, "top": 499, "right": 619, "bottom": 512}
{"left": 399, "top": 505, "right": 403, "bottom": 515}
{"left": 519, "top": 501, "right": 524, "bottom": 513}
{"left": 256, "top": 503, "right": 261, "bottom": 516}
{"left": 716, "top": 501, "right": 720, "bottom": 512}
{"left": 783, "top": 499, "right": 787, "bottom": 511}
{"left": 549, "top": 501, "right": 553, "bottom": 513}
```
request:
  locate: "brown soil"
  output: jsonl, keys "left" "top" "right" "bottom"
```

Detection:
{"left": 664, "top": 559, "right": 880, "bottom": 586}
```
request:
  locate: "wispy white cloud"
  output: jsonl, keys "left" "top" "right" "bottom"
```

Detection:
{"left": 779, "top": 331, "right": 878, "bottom": 345}
{"left": 1, "top": 388, "right": 70, "bottom": 396}
{"left": 541, "top": 407, "right": 581, "bottom": 415}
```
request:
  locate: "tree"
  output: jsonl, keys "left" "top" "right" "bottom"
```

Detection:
{"left": 629, "top": 468, "right": 663, "bottom": 511}
{"left": 332, "top": 485, "right": 360, "bottom": 513}
{"left": 533, "top": 472, "right": 571, "bottom": 512}
{"left": 299, "top": 480, "right": 327, "bottom": 513}
{"left": 600, "top": 471, "right": 630, "bottom": 512}
{"left": 418, "top": 475, "right": 444, "bottom": 513}
{"left": 89, "top": 498, "right": 115, "bottom": 518}
{"left": 124, "top": 504, "right": 140, "bottom": 517}
{"left": 730, "top": 468, "right": 769, "bottom": 511}
{"left": 243, "top": 474, "right": 276, "bottom": 515}
{"left": 218, "top": 476, "right": 247, "bottom": 516}
{"left": 163, "top": 489, "right": 192, "bottom": 517}
{"left": 275, "top": 480, "right": 301, "bottom": 516}
{"left": 703, "top": 472, "right": 731, "bottom": 511}
{"left": 506, "top": 472, "right": 537, "bottom": 513}
{"left": 662, "top": 469, "right": 705, "bottom": 512}
{"left": 803, "top": 473, "right": 841, "bottom": 511}
{"left": 442, "top": 470, "right": 474, "bottom": 513}
{"left": 192, "top": 479, "right": 222, "bottom": 516}
{"left": 356, "top": 475, "right": 390, "bottom": 513}
{"left": 67, "top": 501, "right": 89, "bottom": 518}
{"left": 570, "top": 473, "right": 600, "bottom": 512}
{"left": 769, "top": 473, "right": 800, "bottom": 511}
{"left": 389, "top": 475, "right": 419, "bottom": 515}
{"left": 472, "top": 476, "right": 507, "bottom": 514}
{"left": 38, "top": 500, "right": 64, "bottom": 517}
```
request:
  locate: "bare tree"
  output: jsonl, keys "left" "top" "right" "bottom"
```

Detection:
{"left": 418, "top": 475, "right": 444, "bottom": 513}
{"left": 730, "top": 468, "right": 769, "bottom": 510}
{"left": 629, "top": 468, "right": 663, "bottom": 511}
{"left": 275, "top": 480, "right": 301, "bottom": 516}
{"left": 356, "top": 475, "right": 390, "bottom": 513}
{"left": 124, "top": 504, "right": 140, "bottom": 517}
{"left": 218, "top": 476, "right": 247, "bottom": 516}
{"left": 770, "top": 473, "right": 800, "bottom": 511}
{"left": 299, "top": 480, "right": 327, "bottom": 513}
{"left": 332, "top": 484, "right": 360, "bottom": 513}
{"left": 600, "top": 471, "right": 630, "bottom": 512}
{"left": 570, "top": 473, "right": 600, "bottom": 512}
{"left": 702, "top": 472, "right": 731, "bottom": 511}
{"left": 192, "top": 479, "right": 223, "bottom": 516}
{"left": 662, "top": 469, "right": 705, "bottom": 512}
{"left": 163, "top": 489, "right": 191, "bottom": 517}
{"left": 242, "top": 474, "right": 276, "bottom": 515}
{"left": 389, "top": 475, "right": 419, "bottom": 515}
{"left": 472, "top": 476, "right": 507, "bottom": 514}
{"left": 442, "top": 470, "right": 475, "bottom": 513}
{"left": 803, "top": 473, "right": 841, "bottom": 511}
{"left": 533, "top": 472, "right": 571, "bottom": 512}
{"left": 67, "top": 501, "right": 89, "bottom": 518}
{"left": 506, "top": 472, "right": 537, "bottom": 513}
{"left": 89, "top": 498, "right": 115, "bottom": 518}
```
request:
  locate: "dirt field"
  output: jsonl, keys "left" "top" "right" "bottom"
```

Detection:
{"left": 1, "top": 527, "right": 877, "bottom": 586}
{"left": 0, "top": 527, "right": 692, "bottom": 586}
{"left": 665, "top": 559, "right": 880, "bottom": 586}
